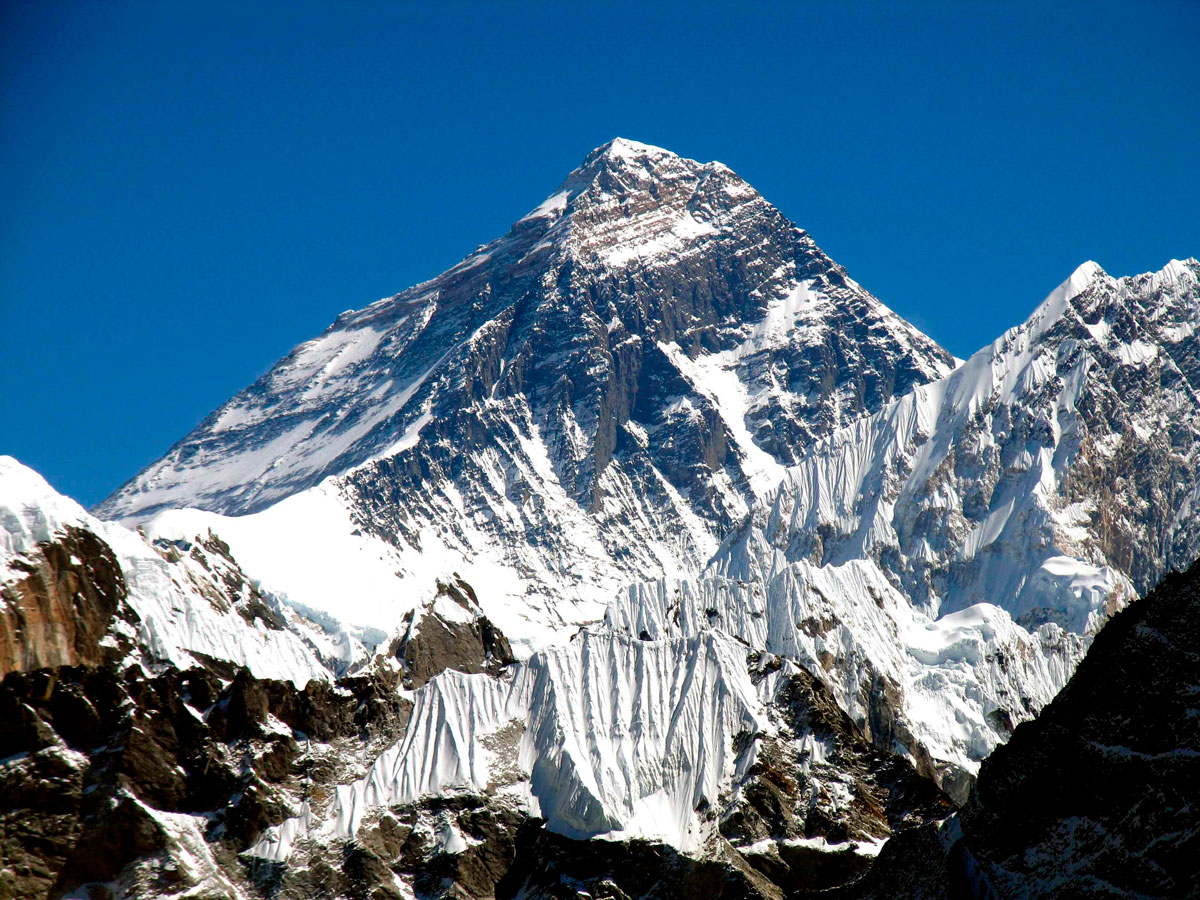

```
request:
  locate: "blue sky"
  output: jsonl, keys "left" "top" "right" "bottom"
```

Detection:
{"left": 2, "top": 0, "right": 1198, "bottom": 506}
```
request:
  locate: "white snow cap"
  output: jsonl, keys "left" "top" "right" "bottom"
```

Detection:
{"left": 597, "top": 137, "right": 675, "bottom": 159}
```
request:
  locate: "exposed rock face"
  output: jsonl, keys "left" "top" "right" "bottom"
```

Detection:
{"left": 390, "top": 576, "right": 515, "bottom": 689}
{"left": 0, "top": 526, "right": 129, "bottom": 675}
{"left": 0, "top": 660, "right": 412, "bottom": 900}
{"left": 183, "top": 531, "right": 288, "bottom": 632}
{"left": 851, "top": 560, "right": 1200, "bottom": 898}
{"left": 721, "top": 664, "right": 954, "bottom": 893}
{"left": 1, "top": 456, "right": 358, "bottom": 687}
{"left": 262, "top": 794, "right": 785, "bottom": 900}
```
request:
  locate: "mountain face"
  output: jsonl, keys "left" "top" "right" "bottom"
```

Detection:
{"left": 6, "top": 137, "right": 1200, "bottom": 899}
{"left": 97, "top": 138, "right": 954, "bottom": 646}
{"left": 603, "top": 258, "right": 1200, "bottom": 785}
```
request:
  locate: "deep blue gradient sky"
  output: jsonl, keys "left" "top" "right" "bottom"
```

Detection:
{"left": 3, "top": 1, "right": 1198, "bottom": 507}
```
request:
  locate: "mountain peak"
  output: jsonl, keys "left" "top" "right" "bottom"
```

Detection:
{"left": 1151, "top": 257, "right": 1199, "bottom": 289}
{"left": 516, "top": 138, "right": 747, "bottom": 246}
{"left": 1015, "top": 260, "right": 1108, "bottom": 343}
{"left": 567, "top": 136, "right": 698, "bottom": 188}
{"left": 97, "top": 137, "right": 953, "bottom": 544}
{"left": 518, "top": 138, "right": 696, "bottom": 223}
{"left": 1062, "top": 258, "right": 1107, "bottom": 301}
{"left": 592, "top": 136, "right": 675, "bottom": 161}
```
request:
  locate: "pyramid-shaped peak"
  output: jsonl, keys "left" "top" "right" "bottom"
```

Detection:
{"left": 573, "top": 137, "right": 700, "bottom": 180}
{"left": 520, "top": 139, "right": 731, "bottom": 224}
{"left": 1068, "top": 259, "right": 1106, "bottom": 288}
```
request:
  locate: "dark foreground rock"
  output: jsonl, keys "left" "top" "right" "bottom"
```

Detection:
{"left": 0, "top": 661, "right": 411, "bottom": 899}
{"left": 0, "top": 650, "right": 952, "bottom": 900}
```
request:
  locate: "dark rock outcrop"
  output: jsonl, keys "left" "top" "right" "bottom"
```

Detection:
{"left": 0, "top": 660, "right": 411, "bottom": 899}
{"left": 389, "top": 576, "right": 516, "bottom": 689}
{"left": 721, "top": 663, "right": 954, "bottom": 895}
{"left": 0, "top": 526, "right": 131, "bottom": 676}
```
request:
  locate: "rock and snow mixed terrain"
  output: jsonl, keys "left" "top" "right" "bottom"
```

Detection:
{"left": 0, "top": 456, "right": 349, "bottom": 686}
{"left": 4, "top": 138, "right": 1199, "bottom": 899}
{"left": 98, "top": 137, "right": 954, "bottom": 651}
{"left": 844, "top": 558, "right": 1200, "bottom": 899}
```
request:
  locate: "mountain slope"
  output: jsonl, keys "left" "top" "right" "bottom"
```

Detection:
{"left": 97, "top": 138, "right": 954, "bottom": 650}
{"left": 846, "top": 559, "right": 1200, "bottom": 899}
{"left": 1, "top": 457, "right": 347, "bottom": 686}
{"left": 2, "top": 456, "right": 951, "bottom": 900}
{"left": 243, "top": 258, "right": 1200, "bottom": 862}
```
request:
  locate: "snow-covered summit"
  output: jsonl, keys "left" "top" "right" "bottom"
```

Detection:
{"left": 597, "top": 135, "right": 673, "bottom": 158}
{"left": 95, "top": 141, "right": 954, "bottom": 651}
{"left": 518, "top": 136, "right": 759, "bottom": 268}
{"left": 551, "top": 136, "right": 683, "bottom": 189}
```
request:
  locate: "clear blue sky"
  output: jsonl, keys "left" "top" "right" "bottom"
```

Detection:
{"left": 3, "top": 1, "right": 1197, "bottom": 507}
